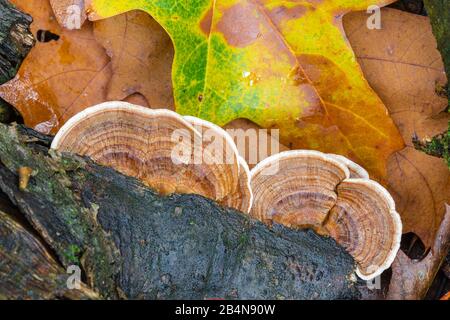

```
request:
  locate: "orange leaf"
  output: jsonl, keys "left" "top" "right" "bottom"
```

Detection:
{"left": 93, "top": 10, "right": 174, "bottom": 108}
{"left": 0, "top": 0, "right": 111, "bottom": 134}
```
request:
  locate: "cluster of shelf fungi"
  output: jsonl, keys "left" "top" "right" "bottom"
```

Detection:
{"left": 0, "top": 101, "right": 401, "bottom": 299}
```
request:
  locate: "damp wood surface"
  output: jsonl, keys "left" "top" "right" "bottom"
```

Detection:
{"left": 0, "top": 210, "right": 98, "bottom": 299}
{"left": 0, "top": 123, "right": 359, "bottom": 299}
{"left": 0, "top": 0, "right": 34, "bottom": 84}
{"left": 0, "top": 0, "right": 31, "bottom": 123}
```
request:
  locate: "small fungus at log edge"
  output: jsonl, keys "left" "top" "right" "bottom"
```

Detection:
{"left": 18, "top": 166, "right": 33, "bottom": 191}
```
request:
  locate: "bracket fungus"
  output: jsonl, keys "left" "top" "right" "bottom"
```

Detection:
{"left": 184, "top": 116, "right": 253, "bottom": 213}
{"left": 327, "top": 154, "right": 370, "bottom": 179}
{"left": 51, "top": 102, "right": 249, "bottom": 212}
{"left": 249, "top": 150, "right": 402, "bottom": 280}
{"left": 51, "top": 102, "right": 401, "bottom": 280}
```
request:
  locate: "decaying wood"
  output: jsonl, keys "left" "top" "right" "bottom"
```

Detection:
{"left": 0, "top": 210, "right": 98, "bottom": 299}
{"left": 0, "top": 0, "right": 32, "bottom": 124}
{"left": 0, "top": 0, "right": 34, "bottom": 84}
{"left": 387, "top": 205, "right": 450, "bottom": 300}
{"left": 0, "top": 123, "right": 360, "bottom": 299}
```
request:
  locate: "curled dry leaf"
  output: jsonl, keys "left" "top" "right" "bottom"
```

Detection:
{"left": 86, "top": 0, "right": 405, "bottom": 180}
{"left": 387, "top": 205, "right": 450, "bottom": 300}
{"left": 93, "top": 10, "right": 174, "bottom": 108}
{"left": 122, "top": 92, "right": 150, "bottom": 107}
{"left": 344, "top": 8, "right": 450, "bottom": 247}
{"left": 0, "top": 0, "right": 111, "bottom": 134}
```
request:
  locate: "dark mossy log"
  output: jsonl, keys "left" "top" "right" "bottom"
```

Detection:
{"left": 423, "top": 0, "right": 449, "bottom": 104}
{"left": 0, "top": 0, "right": 32, "bottom": 124}
{"left": 0, "top": 0, "right": 34, "bottom": 84}
{"left": 0, "top": 123, "right": 359, "bottom": 299}
{"left": 0, "top": 210, "right": 98, "bottom": 299}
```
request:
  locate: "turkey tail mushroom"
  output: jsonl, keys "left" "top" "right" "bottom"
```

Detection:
{"left": 223, "top": 156, "right": 253, "bottom": 213}
{"left": 51, "top": 102, "right": 245, "bottom": 211}
{"left": 183, "top": 116, "right": 253, "bottom": 212}
{"left": 327, "top": 154, "right": 370, "bottom": 179}
{"left": 323, "top": 178, "right": 401, "bottom": 280}
{"left": 249, "top": 150, "right": 402, "bottom": 280}
{"left": 250, "top": 150, "right": 350, "bottom": 229}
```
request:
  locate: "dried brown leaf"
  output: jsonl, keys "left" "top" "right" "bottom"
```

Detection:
{"left": 93, "top": 10, "right": 174, "bottom": 108}
{"left": 387, "top": 205, "right": 450, "bottom": 299}
{"left": 0, "top": 0, "right": 111, "bottom": 134}
{"left": 344, "top": 8, "right": 450, "bottom": 247}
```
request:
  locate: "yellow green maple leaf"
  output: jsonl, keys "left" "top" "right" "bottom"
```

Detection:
{"left": 86, "top": 0, "right": 404, "bottom": 179}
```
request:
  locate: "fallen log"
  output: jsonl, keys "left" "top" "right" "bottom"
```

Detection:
{"left": 0, "top": 210, "right": 98, "bottom": 299}
{"left": 0, "top": 123, "right": 360, "bottom": 299}
{"left": 0, "top": 0, "right": 34, "bottom": 84}
{"left": 0, "top": 0, "right": 32, "bottom": 124}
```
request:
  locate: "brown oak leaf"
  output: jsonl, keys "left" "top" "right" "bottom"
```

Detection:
{"left": 93, "top": 10, "right": 174, "bottom": 108}
{"left": 0, "top": 0, "right": 111, "bottom": 134}
{"left": 344, "top": 8, "right": 450, "bottom": 247}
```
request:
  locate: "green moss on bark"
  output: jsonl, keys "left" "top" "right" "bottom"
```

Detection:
{"left": 413, "top": 125, "right": 450, "bottom": 168}
{"left": 420, "top": 1, "right": 450, "bottom": 168}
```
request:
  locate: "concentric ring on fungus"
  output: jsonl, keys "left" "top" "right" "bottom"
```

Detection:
{"left": 184, "top": 116, "right": 253, "bottom": 212}
{"left": 51, "top": 102, "right": 246, "bottom": 211}
{"left": 249, "top": 150, "right": 402, "bottom": 280}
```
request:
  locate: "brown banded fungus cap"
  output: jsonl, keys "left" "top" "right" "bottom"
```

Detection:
{"left": 51, "top": 102, "right": 247, "bottom": 212}
{"left": 223, "top": 156, "right": 253, "bottom": 213}
{"left": 249, "top": 150, "right": 402, "bottom": 280}
{"left": 183, "top": 116, "right": 253, "bottom": 212}
{"left": 327, "top": 154, "right": 369, "bottom": 179}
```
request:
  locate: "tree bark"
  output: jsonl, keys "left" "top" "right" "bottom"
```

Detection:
{"left": 0, "top": 0, "right": 34, "bottom": 84}
{"left": 0, "top": 0, "right": 32, "bottom": 123}
{"left": 0, "top": 210, "right": 98, "bottom": 299}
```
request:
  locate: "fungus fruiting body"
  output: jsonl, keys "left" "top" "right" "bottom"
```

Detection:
{"left": 328, "top": 154, "right": 370, "bottom": 179}
{"left": 52, "top": 102, "right": 401, "bottom": 280}
{"left": 249, "top": 150, "right": 402, "bottom": 280}
{"left": 51, "top": 102, "right": 248, "bottom": 212}
{"left": 184, "top": 116, "right": 253, "bottom": 213}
